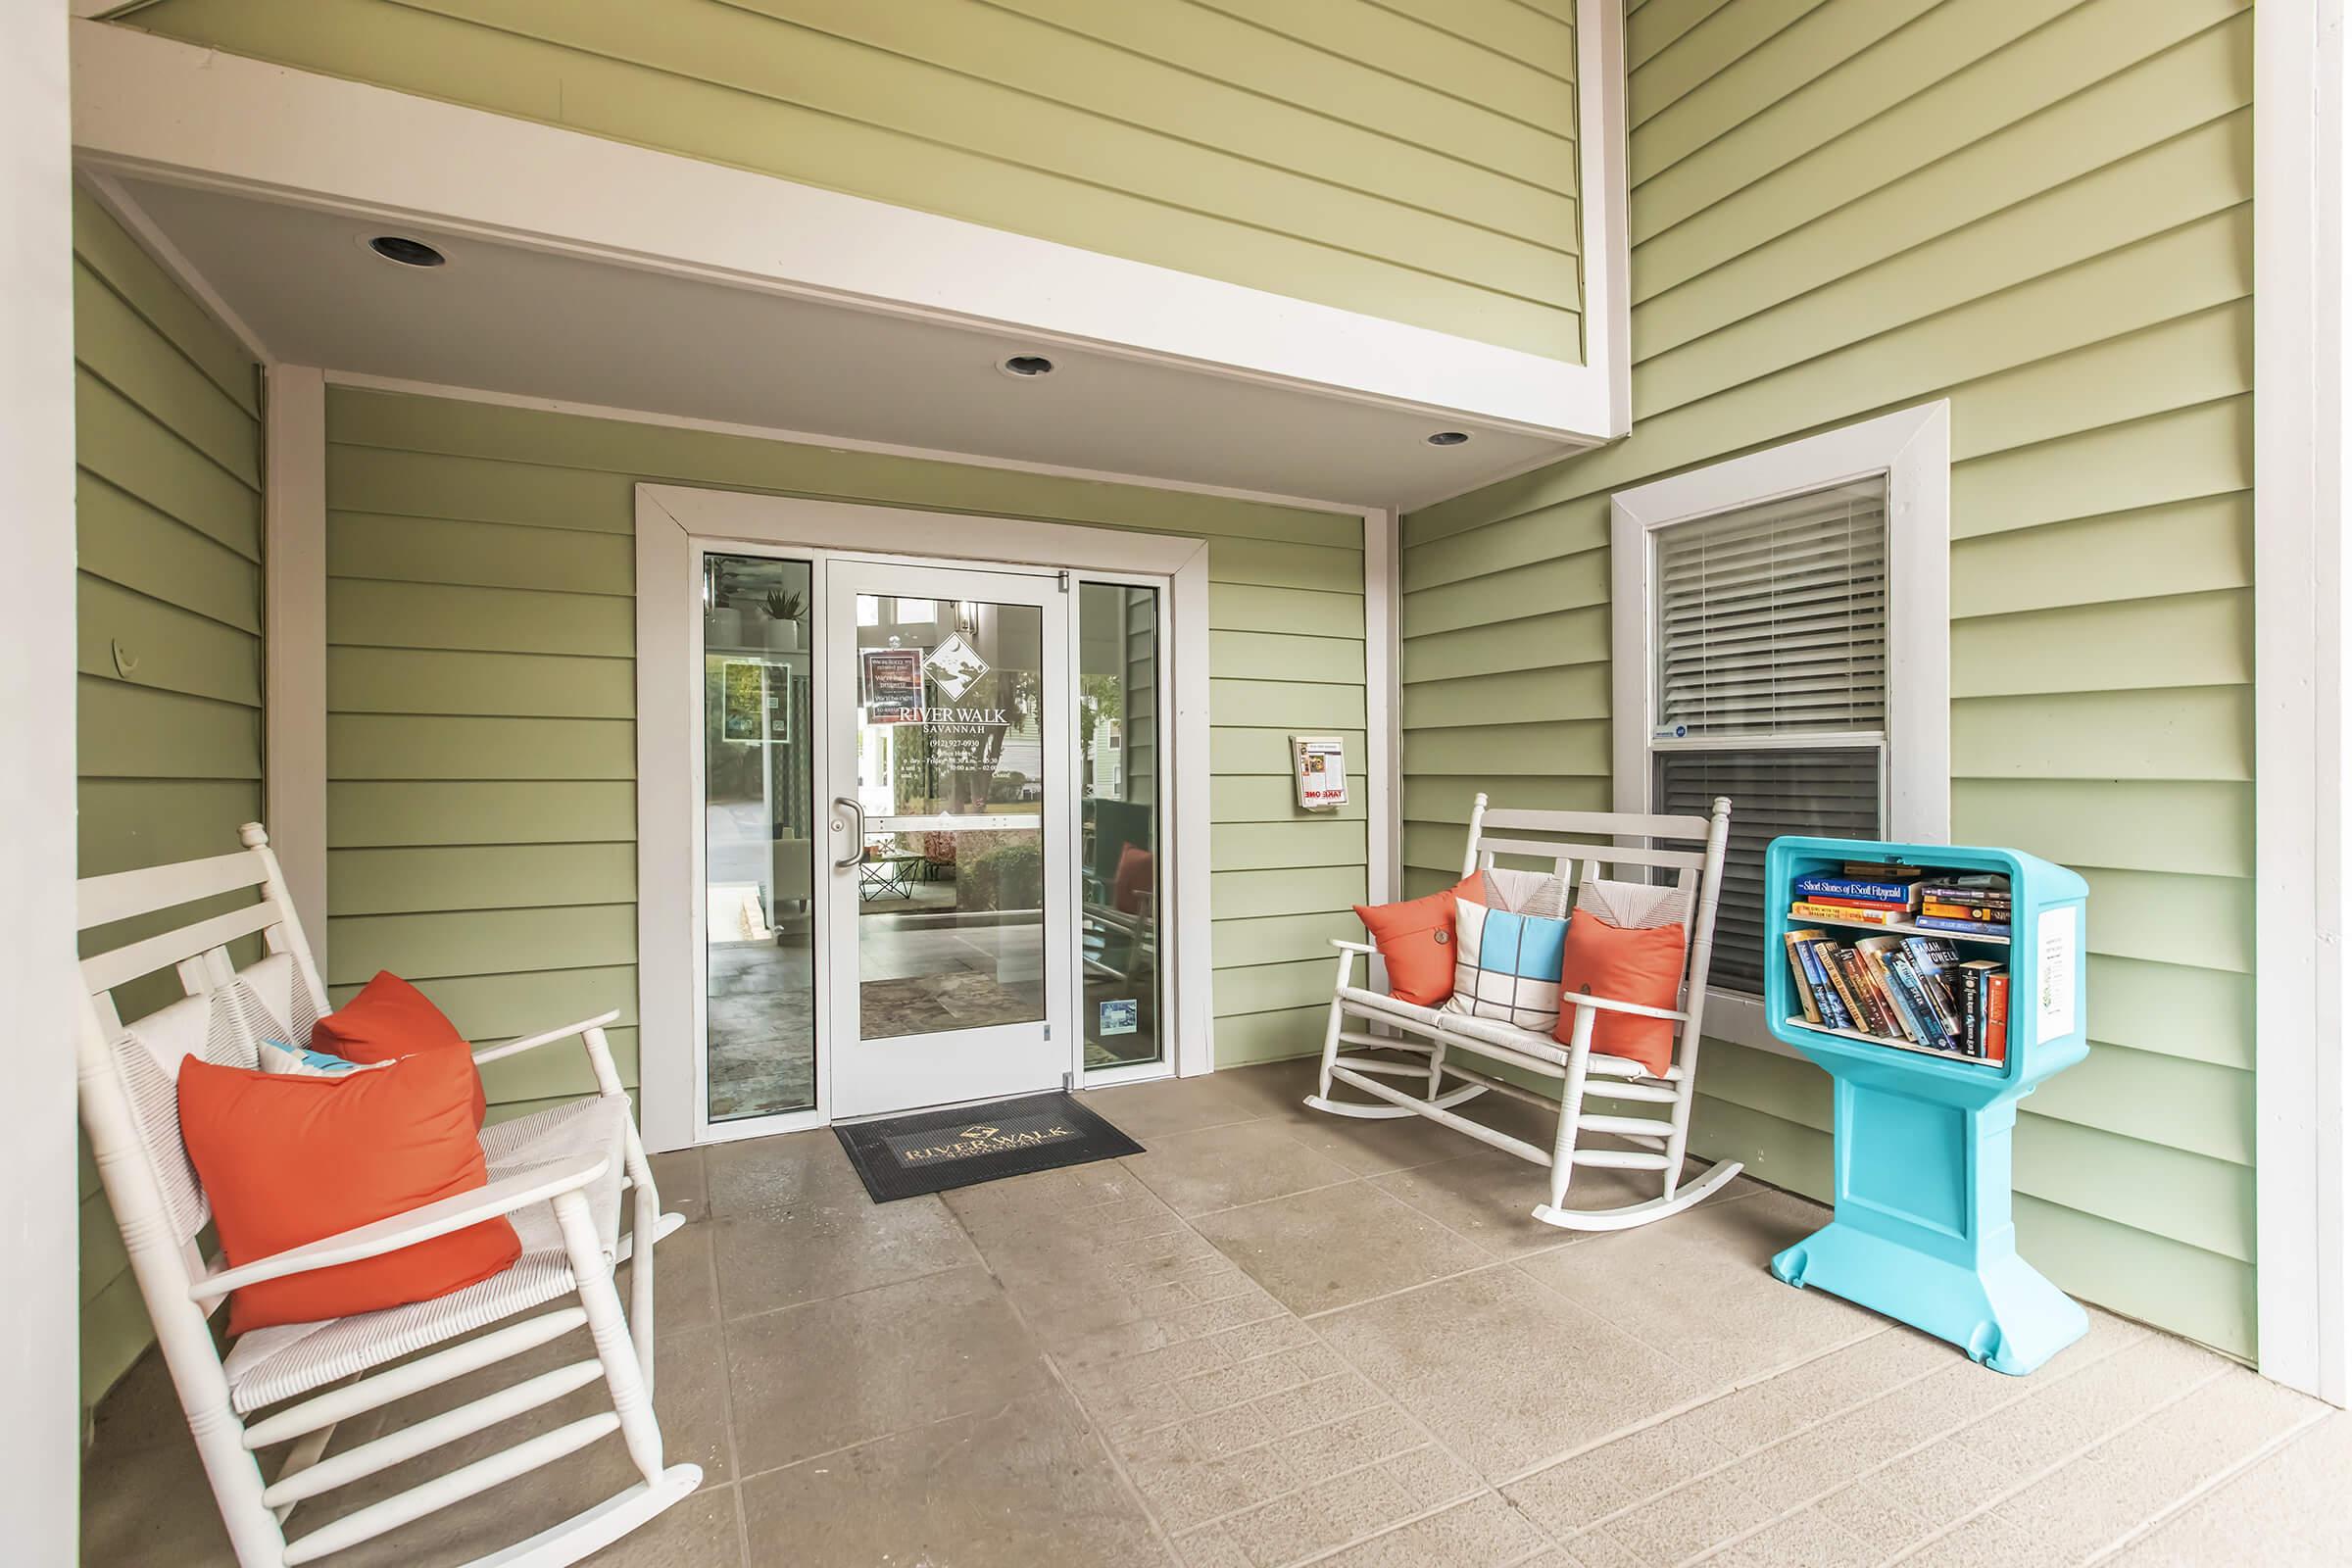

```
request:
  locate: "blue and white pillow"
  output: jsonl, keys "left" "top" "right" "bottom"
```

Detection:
{"left": 257, "top": 1039, "right": 393, "bottom": 1078}
{"left": 1443, "top": 899, "right": 1568, "bottom": 1032}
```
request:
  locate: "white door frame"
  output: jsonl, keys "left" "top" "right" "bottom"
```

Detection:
{"left": 635, "top": 485, "right": 1213, "bottom": 1153}
{"left": 822, "top": 556, "right": 1074, "bottom": 1119}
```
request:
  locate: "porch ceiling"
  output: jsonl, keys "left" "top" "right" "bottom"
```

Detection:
{"left": 103, "top": 173, "right": 1570, "bottom": 510}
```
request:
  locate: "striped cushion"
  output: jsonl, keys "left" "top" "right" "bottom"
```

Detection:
{"left": 1443, "top": 898, "right": 1569, "bottom": 1033}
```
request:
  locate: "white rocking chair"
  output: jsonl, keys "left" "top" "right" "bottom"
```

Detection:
{"left": 75, "top": 825, "right": 701, "bottom": 1567}
{"left": 1306, "top": 794, "right": 1745, "bottom": 1231}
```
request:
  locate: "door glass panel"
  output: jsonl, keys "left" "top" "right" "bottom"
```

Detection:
{"left": 1079, "top": 584, "right": 1163, "bottom": 1068}
{"left": 702, "top": 554, "right": 816, "bottom": 1122}
{"left": 855, "top": 594, "right": 1047, "bottom": 1040}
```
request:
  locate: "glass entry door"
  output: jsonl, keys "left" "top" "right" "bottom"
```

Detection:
{"left": 824, "top": 560, "right": 1072, "bottom": 1116}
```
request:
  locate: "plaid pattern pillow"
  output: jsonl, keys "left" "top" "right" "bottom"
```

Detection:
{"left": 1443, "top": 898, "right": 1568, "bottom": 1032}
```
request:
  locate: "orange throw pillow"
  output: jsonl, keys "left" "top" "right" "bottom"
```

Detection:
{"left": 315, "top": 971, "right": 485, "bottom": 1129}
{"left": 177, "top": 1046, "right": 521, "bottom": 1335}
{"left": 1353, "top": 873, "right": 1487, "bottom": 1006}
{"left": 1555, "top": 910, "right": 1687, "bottom": 1077}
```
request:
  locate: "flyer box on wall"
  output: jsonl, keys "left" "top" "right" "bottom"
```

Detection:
{"left": 1291, "top": 735, "right": 1348, "bottom": 811}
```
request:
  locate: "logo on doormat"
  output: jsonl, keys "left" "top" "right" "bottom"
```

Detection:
{"left": 884, "top": 1111, "right": 1080, "bottom": 1165}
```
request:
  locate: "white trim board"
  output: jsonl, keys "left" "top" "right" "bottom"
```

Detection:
{"left": 263, "top": 366, "right": 327, "bottom": 963}
{"left": 2253, "top": 0, "right": 2350, "bottom": 1406}
{"left": 6, "top": 0, "right": 82, "bottom": 1555}
{"left": 68, "top": 13, "right": 1629, "bottom": 442}
{"left": 1609, "top": 402, "right": 1953, "bottom": 1061}
{"left": 634, "top": 488, "right": 1222, "bottom": 1153}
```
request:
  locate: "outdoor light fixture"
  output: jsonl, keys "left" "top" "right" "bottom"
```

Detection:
{"left": 368, "top": 235, "right": 448, "bottom": 268}
{"left": 997, "top": 354, "right": 1055, "bottom": 377}
{"left": 1427, "top": 430, "right": 1471, "bottom": 446}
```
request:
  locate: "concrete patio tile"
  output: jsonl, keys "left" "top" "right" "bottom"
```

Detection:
{"left": 647, "top": 1144, "right": 707, "bottom": 1223}
{"left": 2106, "top": 1409, "right": 2352, "bottom": 1567}
{"left": 710, "top": 1192, "right": 976, "bottom": 1317}
{"left": 1664, "top": 1379, "right": 1815, "bottom": 1458}
{"left": 723, "top": 1264, "right": 1053, "bottom": 1475}
{"left": 1988, "top": 1366, "right": 2332, "bottom": 1563}
{"left": 738, "top": 1387, "right": 1164, "bottom": 1568}
{"left": 1190, "top": 1179, "right": 1493, "bottom": 1315}
{"left": 699, "top": 1124, "right": 863, "bottom": 1216}
{"left": 1314, "top": 1266, "right": 1710, "bottom": 1482}
{"left": 1518, "top": 1188, "right": 1884, "bottom": 1388}
{"left": 939, "top": 1156, "right": 1169, "bottom": 1237}
{"left": 1084, "top": 1070, "right": 1282, "bottom": 1139}
{"left": 1312, "top": 1491, "right": 1548, "bottom": 1568}
{"left": 1119, "top": 1119, "right": 1359, "bottom": 1216}
{"left": 1501, "top": 1417, "right": 1738, "bottom": 1538}
{"left": 1894, "top": 1509, "right": 2042, "bottom": 1567}
{"left": 1703, "top": 1507, "right": 1879, "bottom": 1567}
{"left": 1809, "top": 1478, "right": 1937, "bottom": 1559}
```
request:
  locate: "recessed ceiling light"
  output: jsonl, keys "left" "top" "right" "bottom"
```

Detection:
{"left": 1427, "top": 430, "right": 1471, "bottom": 447}
{"left": 367, "top": 235, "right": 447, "bottom": 269}
{"left": 997, "top": 354, "right": 1055, "bottom": 378}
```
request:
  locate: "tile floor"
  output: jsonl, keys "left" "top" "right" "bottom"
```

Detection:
{"left": 81, "top": 1059, "right": 2345, "bottom": 1567}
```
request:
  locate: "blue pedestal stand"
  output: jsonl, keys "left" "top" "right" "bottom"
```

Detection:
{"left": 1764, "top": 838, "right": 2090, "bottom": 1377}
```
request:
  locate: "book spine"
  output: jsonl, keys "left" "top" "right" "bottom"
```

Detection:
{"left": 1790, "top": 902, "right": 1909, "bottom": 927}
{"left": 1984, "top": 973, "right": 2010, "bottom": 1065}
{"left": 1784, "top": 933, "right": 1823, "bottom": 1025}
{"left": 1920, "top": 902, "right": 2007, "bottom": 921}
{"left": 1915, "top": 916, "right": 2011, "bottom": 937}
{"left": 1821, "top": 951, "right": 1871, "bottom": 1036}
{"left": 1801, "top": 894, "right": 1915, "bottom": 911}
{"left": 1888, "top": 954, "right": 1956, "bottom": 1045}
{"left": 1794, "top": 876, "right": 1921, "bottom": 903}
{"left": 1918, "top": 887, "right": 2010, "bottom": 906}
{"left": 1898, "top": 939, "right": 1962, "bottom": 1036}
{"left": 1853, "top": 950, "right": 1915, "bottom": 1042}
{"left": 1959, "top": 968, "right": 1981, "bottom": 1057}
{"left": 1800, "top": 942, "right": 1853, "bottom": 1030}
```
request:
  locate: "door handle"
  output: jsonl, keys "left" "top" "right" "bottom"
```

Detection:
{"left": 832, "top": 796, "right": 867, "bottom": 869}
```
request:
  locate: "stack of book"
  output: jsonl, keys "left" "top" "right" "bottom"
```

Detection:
{"left": 1786, "top": 861, "right": 1926, "bottom": 927}
{"left": 1914, "top": 873, "right": 2012, "bottom": 936}
{"left": 1782, "top": 925, "right": 2009, "bottom": 1064}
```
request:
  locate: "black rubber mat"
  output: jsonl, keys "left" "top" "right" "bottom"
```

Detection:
{"left": 831, "top": 1091, "right": 1146, "bottom": 1202}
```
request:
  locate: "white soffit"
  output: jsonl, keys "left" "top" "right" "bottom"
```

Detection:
{"left": 69, "top": 20, "right": 1612, "bottom": 508}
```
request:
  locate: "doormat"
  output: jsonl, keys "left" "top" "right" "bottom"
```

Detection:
{"left": 832, "top": 1092, "right": 1145, "bottom": 1202}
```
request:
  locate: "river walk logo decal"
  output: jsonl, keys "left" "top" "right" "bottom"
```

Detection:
{"left": 881, "top": 1108, "right": 1081, "bottom": 1166}
{"left": 922, "top": 630, "right": 990, "bottom": 702}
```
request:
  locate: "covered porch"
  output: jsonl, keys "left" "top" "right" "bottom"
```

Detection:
{"left": 82, "top": 1061, "right": 2339, "bottom": 1566}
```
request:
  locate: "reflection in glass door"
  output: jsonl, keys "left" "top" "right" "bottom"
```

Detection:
{"left": 1078, "top": 583, "right": 1164, "bottom": 1070}
{"left": 826, "top": 562, "right": 1071, "bottom": 1117}
{"left": 700, "top": 553, "right": 818, "bottom": 1123}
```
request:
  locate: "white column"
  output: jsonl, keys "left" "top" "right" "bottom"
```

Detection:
{"left": 1, "top": 2, "right": 83, "bottom": 1557}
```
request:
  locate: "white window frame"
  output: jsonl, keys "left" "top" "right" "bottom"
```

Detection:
{"left": 1610, "top": 402, "right": 1952, "bottom": 1055}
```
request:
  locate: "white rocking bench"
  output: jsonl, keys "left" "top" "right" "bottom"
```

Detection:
{"left": 1306, "top": 794, "right": 1745, "bottom": 1231}
{"left": 75, "top": 825, "right": 701, "bottom": 1567}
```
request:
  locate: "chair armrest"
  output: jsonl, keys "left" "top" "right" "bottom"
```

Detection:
{"left": 189, "top": 1152, "right": 611, "bottom": 1302}
{"left": 1331, "top": 940, "right": 1377, "bottom": 956}
{"left": 469, "top": 1009, "right": 623, "bottom": 1066}
{"left": 1559, "top": 992, "right": 1689, "bottom": 1022}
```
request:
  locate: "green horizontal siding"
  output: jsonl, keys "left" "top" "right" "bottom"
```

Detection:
{"left": 1400, "top": 0, "right": 2257, "bottom": 1359}
{"left": 127, "top": 0, "right": 1584, "bottom": 360}
{"left": 72, "top": 191, "right": 265, "bottom": 1406}
{"left": 323, "top": 385, "right": 1370, "bottom": 1105}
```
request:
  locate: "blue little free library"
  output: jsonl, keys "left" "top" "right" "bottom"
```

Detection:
{"left": 1763, "top": 835, "right": 2089, "bottom": 1376}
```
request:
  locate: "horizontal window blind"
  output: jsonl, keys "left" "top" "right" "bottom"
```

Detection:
{"left": 1654, "top": 477, "right": 1887, "bottom": 738}
{"left": 1654, "top": 747, "right": 1882, "bottom": 994}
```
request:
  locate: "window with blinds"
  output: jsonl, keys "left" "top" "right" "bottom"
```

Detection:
{"left": 1648, "top": 477, "right": 1888, "bottom": 995}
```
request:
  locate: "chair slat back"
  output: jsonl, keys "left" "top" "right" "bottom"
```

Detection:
{"left": 75, "top": 826, "right": 327, "bottom": 1264}
{"left": 1458, "top": 793, "right": 1734, "bottom": 1079}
